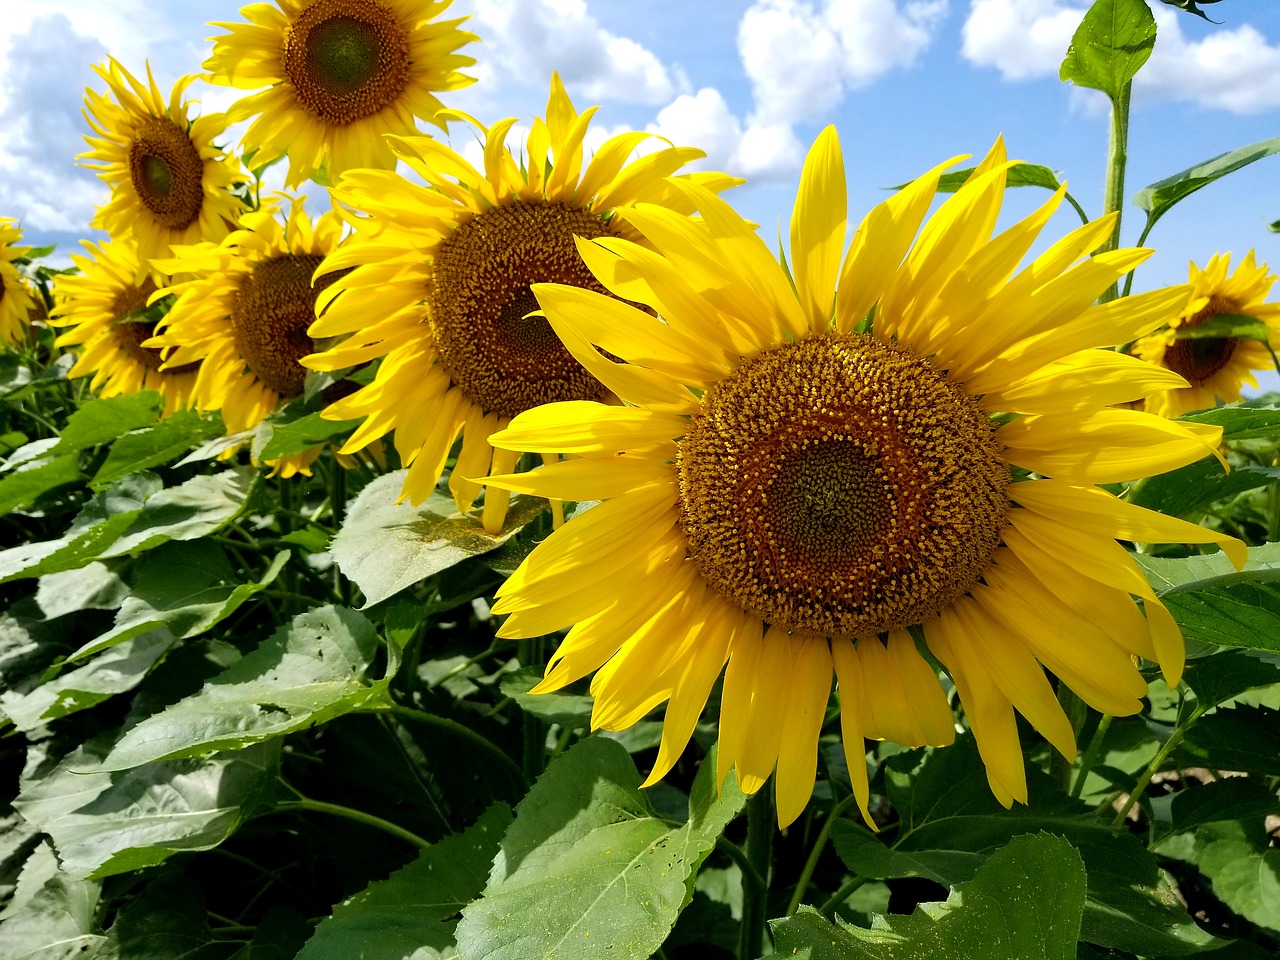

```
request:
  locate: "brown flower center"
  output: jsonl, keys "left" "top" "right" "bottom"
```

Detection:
{"left": 231, "top": 254, "right": 333, "bottom": 398}
{"left": 677, "top": 333, "right": 1009, "bottom": 638}
{"left": 427, "top": 201, "right": 617, "bottom": 418}
{"left": 111, "top": 278, "right": 179, "bottom": 373}
{"left": 283, "top": 0, "right": 411, "bottom": 126}
{"left": 1163, "top": 295, "right": 1242, "bottom": 386}
{"left": 128, "top": 117, "right": 205, "bottom": 231}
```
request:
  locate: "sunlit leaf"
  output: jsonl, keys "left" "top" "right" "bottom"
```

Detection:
{"left": 456, "top": 738, "right": 745, "bottom": 960}
{"left": 251, "top": 405, "right": 359, "bottom": 461}
{"left": 14, "top": 740, "right": 282, "bottom": 880}
{"left": 0, "top": 842, "right": 107, "bottom": 959}
{"left": 36, "top": 562, "right": 129, "bottom": 619}
{"left": 772, "top": 833, "right": 1086, "bottom": 960}
{"left": 53, "top": 393, "right": 162, "bottom": 454}
{"left": 90, "top": 408, "right": 226, "bottom": 488}
{"left": 332, "top": 470, "right": 547, "bottom": 608}
{"left": 1192, "top": 821, "right": 1280, "bottom": 935}
{"left": 1059, "top": 0, "right": 1156, "bottom": 101}
{"left": 96, "top": 605, "right": 384, "bottom": 770}
{"left": 1135, "top": 137, "right": 1280, "bottom": 230}
{"left": 1126, "top": 460, "right": 1280, "bottom": 518}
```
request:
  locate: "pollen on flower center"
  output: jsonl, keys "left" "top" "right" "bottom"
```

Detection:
{"left": 231, "top": 254, "right": 327, "bottom": 397}
{"left": 428, "top": 201, "right": 617, "bottom": 418}
{"left": 128, "top": 117, "right": 204, "bottom": 230}
{"left": 677, "top": 333, "right": 1010, "bottom": 638}
{"left": 284, "top": 0, "right": 411, "bottom": 125}
{"left": 1164, "top": 295, "right": 1241, "bottom": 386}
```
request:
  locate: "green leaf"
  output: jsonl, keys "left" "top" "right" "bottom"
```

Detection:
{"left": 96, "top": 605, "right": 384, "bottom": 770}
{"left": 1162, "top": 777, "right": 1280, "bottom": 842}
{"left": 0, "top": 631, "right": 174, "bottom": 731}
{"left": 0, "top": 842, "right": 107, "bottom": 959}
{"left": 53, "top": 392, "right": 162, "bottom": 454}
{"left": 892, "top": 163, "right": 1065, "bottom": 194}
{"left": 14, "top": 740, "right": 281, "bottom": 880}
{"left": 1127, "top": 461, "right": 1280, "bottom": 518}
{"left": 1138, "top": 544, "right": 1280, "bottom": 653}
{"left": 772, "top": 833, "right": 1086, "bottom": 960}
{"left": 499, "top": 665, "right": 592, "bottom": 729}
{"left": 1180, "top": 649, "right": 1280, "bottom": 710}
{"left": 1180, "top": 704, "right": 1280, "bottom": 776}
{"left": 1173, "top": 314, "right": 1271, "bottom": 344}
{"left": 36, "top": 562, "right": 129, "bottom": 619}
{"left": 456, "top": 737, "right": 745, "bottom": 960}
{"left": 1179, "top": 404, "right": 1280, "bottom": 441}
{"left": 297, "top": 803, "right": 513, "bottom": 960}
{"left": 332, "top": 470, "right": 547, "bottom": 608}
{"left": 99, "top": 468, "right": 256, "bottom": 558}
{"left": 1193, "top": 821, "right": 1280, "bottom": 935}
{"left": 1135, "top": 138, "right": 1280, "bottom": 229}
{"left": 251, "top": 405, "right": 359, "bottom": 461}
{"left": 72, "top": 545, "right": 290, "bottom": 665}
{"left": 90, "top": 409, "right": 226, "bottom": 488}
{"left": 0, "top": 453, "right": 82, "bottom": 515}
{"left": 0, "top": 474, "right": 159, "bottom": 584}
{"left": 103, "top": 876, "right": 238, "bottom": 959}
{"left": 1059, "top": 0, "right": 1156, "bottom": 100}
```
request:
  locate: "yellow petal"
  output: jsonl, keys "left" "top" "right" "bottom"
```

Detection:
{"left": 774, "top": 632, "right": 833, "bottom": 828}
{"left": 491, "top": 401, "right": 685, "bottom": 455}
{"left": 790, "top": 126, "right": 846, "bottom": 333}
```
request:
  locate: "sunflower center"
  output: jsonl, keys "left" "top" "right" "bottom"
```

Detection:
{"left": 1163, "top": 295, "right": 1241, "bottom": 386}
{"left": 111, "top": 278, "right": 167, "bottom": 371}
{"left": 284, "top": 0, "right": 411, "bottom": 125}
{"left": 428, "top": 201, "right": 617, "bottom": 418}
{"left": 231, "top": 254, "right": 328, "bottom": 398}
{"left": 128, "top": 117, "right": 205, "bottom": 231}
{"left": 677, "top": 333, "right": 1010, "bottom": 638}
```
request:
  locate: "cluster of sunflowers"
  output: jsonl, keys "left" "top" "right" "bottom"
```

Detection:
{"left": 1, "top": 0, "right": 1277, "bottom": 832}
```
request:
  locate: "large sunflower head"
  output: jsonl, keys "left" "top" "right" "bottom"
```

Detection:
{"left": 303, "top": 73, "right": 742, "bottom": 531}
{"left": 205, "top": 0, "right": 478, "bottom": 188}
{"left": 50, "top": 237, "right": 198, "bottom": 415}
{"left": 145, "top": 195, "right": 345, "bottom": 476}
{"left": 80, "top": 59, "right": 247, "bottom": 274}
{"left": 482, "top": 128, "right": 1246, "bottom": 828}
{"left": 1134, "top": 251, "right": 1280, "bottom": 417}
{"left": 0, "top": 217, "right": 36, "bottom": 346}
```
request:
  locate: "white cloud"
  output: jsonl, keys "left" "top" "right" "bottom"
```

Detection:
{"left": 739, "top": 0, "right": 948, "bottom": 126}
{"left": 647, "top": 89, "right": 803, "bottom": 179}
{"left": 465, "top": 0, "right": 684, "bottom": 106}
{"left": 961, "top": 0, "right": 1280, "bottom": 114}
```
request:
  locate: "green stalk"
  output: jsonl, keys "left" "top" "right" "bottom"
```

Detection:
{"left": 1070, "top": 713, "right": 1113, "bottom": 799}
{"left": 1111, "top": 721, "right": 1188, "bottom": 829}
{"left": 1098, "top": 80, "right": 1132, "bottom": 304}
{"left": 376, "top": 702, "right": 528, "bottom": 790}
{"left": 739, "top": 785, "right": 774, "bottom": 960}
{"left": 786, "top": 792, "right": 859, "bottom": 917}
{"left": 277, "top": 797, "right": 432, "bottom": 851}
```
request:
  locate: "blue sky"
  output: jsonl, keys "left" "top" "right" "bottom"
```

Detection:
{"left": 2, "top": 0, "right": 1279, "bottom": 377}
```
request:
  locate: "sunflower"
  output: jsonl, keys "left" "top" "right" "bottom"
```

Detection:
{"left": 50, "top": 237, "right": 197, "bottom": 415}
{"left": 0, "top": 217, "right": 36, "bottom": 346}
{"left": 146, "top": 196, "right": 345, "bottom": 477}
{"left": 80, "top": 58, "right": 246, "bottom": 273}
{"left": 303, "top": 74, "right": 741, "bottom": 531}
{"left": 204, "top": 0, "right": 478, "bottom": 189}
{"left": 482, "top": 130, "right": 1246, "bottom": 828}
{"left": 1134, "top": 252, "right": 1280, "bottom": 417}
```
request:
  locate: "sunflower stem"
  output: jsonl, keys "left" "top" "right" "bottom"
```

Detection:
{"left": 786, "top": 792, "right": 858, "bottom": 917}
{"left": 276, "top": 797, "right": 432, "bottom": 851}
{"left": 1098, "top": 79, "right": 1132, "bottom": 304}
{"left": 1071, "top": 713, "right": 1113, "bottom": 799}
{"left": 817, "top": 875, "right": 866, "bottom": 918}
{"left": 1111, "top": 719, "right": 1189, "bottom": 829}
{"left": 739, "top": 784, "right": 774, "bottom": 960}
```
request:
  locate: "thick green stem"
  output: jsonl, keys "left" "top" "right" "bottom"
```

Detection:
{"left": 1098, "top": 81, "right": 1132, "bottom": 304}
{"left": 818, "top": 875, "right": 866, "bottom": 918}
{"left": 739, "top": 785, "right": 774, "bottom": 960}
{"left": 278, "top": 797, "right": 431, "bottom": 851}
{"left": 1112, "top": 722, "right": 1188, "bottom": 828}
{"left": 786, "top": 792, "right": 859, "bottom": 917}
{"left": 1071, "top": 713, "right": 1113, "bottom": 799}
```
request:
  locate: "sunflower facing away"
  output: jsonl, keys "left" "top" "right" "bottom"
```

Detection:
{"left": 50, "top": 237, "right": 198, "bottom": 415}
{"left": 304, "top": 74, "right": 741, "bottom": 532}
{"left": 204, "top": 0, "right": 478, "bottom": 188}
{"left": 81, "top": 58, "right": 246, "bottom": 271}
{"left": 482, "top": 129, "right": 1246, "bottom": 828}
{"left": 1134, "top": 252, "right": 1280, "bottom": 418}
{"left": 146, "top": 196, "right": 345, "bottom": 476}
{"left": 0, "top": 217, "right": 36, "bottom": 346}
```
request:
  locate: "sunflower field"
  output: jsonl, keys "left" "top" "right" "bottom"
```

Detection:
{"left": 2, "top": 0, "right": 1280, "bottom": 957}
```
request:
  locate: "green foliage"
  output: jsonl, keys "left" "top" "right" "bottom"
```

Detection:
{"left": 1059, "top": 0, "right": 1156, "bottom": 101}
{"left": 1134, "top": 137, "right": 1280, "bottom": 234}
